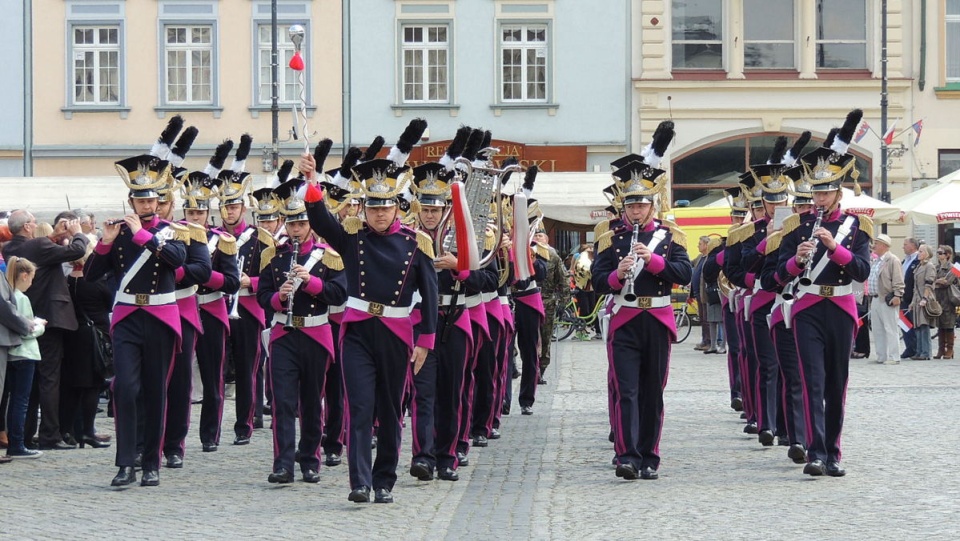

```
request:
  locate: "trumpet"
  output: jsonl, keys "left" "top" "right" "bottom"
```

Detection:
{"left": 282, "top": 240, "right": 301, "bottom": 331}
{"left": 798, "top": 207, "right": 825, "bottom": 287}
{"left": 622, "top": 222, "right": 642, "bottom": 303}
{"left": 228, "top": 255, "right": 245, "bottom": 319}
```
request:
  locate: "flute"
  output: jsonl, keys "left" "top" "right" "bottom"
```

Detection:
{"left": 106, "top": 213, "right": 156, "bottom": 226}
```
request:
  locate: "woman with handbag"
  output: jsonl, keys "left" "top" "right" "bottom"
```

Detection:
{"left": 61, "top": 237, "right": 112, "bottom": 449}
{"left": 933, "top": 245, "right": 959, "bottom": 359}
{"left": 910, "top": 244, "right": 939, "bottom": 360}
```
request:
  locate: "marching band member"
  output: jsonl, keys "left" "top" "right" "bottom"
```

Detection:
{"left": 714, "top": 186, "right": 749, "bottom": 413}
{"left": 774, "top": 110, "right": 872, "bottom": 477}
{"left": 258, "top": 178, "right": 346, "bottom": 484}
{"left": 592, "top": 121, "right": 691, "bottom": 480}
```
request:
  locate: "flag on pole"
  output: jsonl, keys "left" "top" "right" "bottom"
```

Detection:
{"left": 853, "top": 121, "right": 870, "bottom": 143}
{"left": 882, "top": 119, "right": 899, "bottom": 146}
{"left": 951, "top": 262, "right": 960, "bottom": 279}
{"left": 898, "top": 310, "right": 913, "bottom": 332}
{"left": 911, "top": 120, "right": 923, "bottom": 146}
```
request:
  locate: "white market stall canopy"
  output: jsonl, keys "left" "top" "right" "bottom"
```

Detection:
{"left": 841, "top": 187, "right": 903, "bottom": 224}
{"left": 892, "top": 170, "right": 960, "bottom": 225}
{"left": 528, "top": 172, "right": 614, "bottom": 225}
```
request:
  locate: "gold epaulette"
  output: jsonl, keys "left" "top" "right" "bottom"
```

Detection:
{"left": 217, "top": 232, "right": 238, "bottom": 256}
{"left": 706, "top": 236, "right": 723, "bottom": 254}
{"left": 321, "top": 247, "right": 344, "bottom": 271}
{"left": 185, "top": 223, "right": 207, "bottom": 244}
{"left": 534, "top": 242, "right": 550, "bottom": 260}
{"left": 728, "top": 221, "right": 755, "bottom": 246}
{"left": 484, "top": 228, "right": 496, "bottom": 251}
{"left": 168, "top": 222, "right": 191, "bottom": 244}
{"left": 259, "top": 246, "right": 276, "bottom": 272}
{"left": 667, "top": 223, "right": 687, "bottom": 248}
{"left": 416, "top": 230, "right": 436, "bottom": 259}
{"left": 342, "top": 216, "right": 362, "bottom": 235}
{"left": 257, "top": 227, "right": 277, "bottom": 247}
{"left": 857, "top": 214, "right": 874, "bottom": 239}
{"left": 596, "top": 230, "right": 613, "bottom": 254}
{"left": 593, "top": 220, "right": 610, "bottom": 238}
{"left": 765, "top": 231, "right": 783, "bottom": 255}
{"left": 781, "top": 213, "right": 801, "bottom": 236}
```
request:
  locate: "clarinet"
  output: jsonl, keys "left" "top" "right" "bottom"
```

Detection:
{"left": 798, "top": 207, "right": 825, "bottom": 287}
{"left": 622, "top": 222, "right": 642, "bottom": 302}
{"left": 228, "top": 255, "right": 245, "bottom": 319}
{"left": 282, "top": 240, "right": 301, "bottom": 331}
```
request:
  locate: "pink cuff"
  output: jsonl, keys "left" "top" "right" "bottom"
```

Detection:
{"left": 646, "top": 253, "right": 666, "bottom": 275}
{"left": 132, "top": 228, "right": 153, "bottom": 246}
{"left": 745, "top": 272, "right": 756, "bottom": 288}
{"left": 756, "top": 238, "right": 767, "bottom": 254}
{"left": 249, "top": 276, "right": 259, "bottom": 292}
{"left": 828, "top": 245, "right": 853, "bottom": 266}
{"left": 452, "top": 270, "right": 470, "bottom": 281}
{"left": 607, "top": 270, "right": 624, "bottom": 290}
{"left": 716, "top": 252, "right": 725, "bottom": 266}
{"left": 95, "top": 241, "right": 113, "bottom": 255}
{"left": 302, "top": 276, "right": 324, "bottom": 296}
{"left": 175, "top": 267, "right": 185, "bottom": 282}
{"left": 270, "top": 292, "right": 285, "bottom": 312}
{"left": 205, "top": 271, "right": 224, "bottom": 290}
{"left": 786, "top": 256, "right": 804, "bottom": 277}
{"left": 416, "top": 333, "right": 435, "bottom": 350}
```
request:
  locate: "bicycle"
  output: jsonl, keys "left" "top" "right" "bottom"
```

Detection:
{"left": 552, "top": 293, "right": 610, "bottom": 342}
{"left": 670, "top": 285, "right": 697, "bottom": 344}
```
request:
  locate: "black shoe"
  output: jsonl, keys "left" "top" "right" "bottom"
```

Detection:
{"left": 62, "top": 433, "right": 79, "bottom": 447}
{"left": 758, "top": 430, "right": 775, "bottom": 446}
{"left": 39, "top": 440, "right": 76, "bottom": 451}
{"left": 79, "top": 435, "right": 111, "bottom": 449}
{"left": 140, "top": 469, "right": 160, "bottom": 487}
{"left": 263, "top": 404, "right": 272, "bottom": 416}
{"left": 374, "top": 488, "right": 394, "bottom": 503}
{"left": 787, "top": 444, "right": 807, "bottom": 464}
{"left": 134, "top": 453, "right": 143, "bottom": 471}
{"left": 302, "top": 469, "right": 320, "bottom": 483}
{"left": 521, "top": 406, "right": 533, "bottom": 415}
{"left": 165, "top": 454, "right": 184, "bottom": 469}
{"left": 489, "top": 428, "right": 501, "bottom": 440}
{"left": 456, "top": 452, "right": 469, "bottom": 467}
{"left": 253, "top": 417, "right": 264, "bottom": 429}
{"left": 730, "top": 397, "right": 744, "bottom": 412}
{"left": 640, "top": 466, "right": 659, "bottom": 480}
{"left": 743, "top": 422, "right": 759, "bottom": 435}
{"left": 511, "top": 368, "right": 520, "bottom": 379}
{"left": 202, "top": 442, "right": 218, "bottom": 452}
{"left": 825, "top": 461, "right": 846, "bottom": 477}
{"left": 438, "top": 467, "right": 459, "bottom": 481}
{"left": 268, "top": 468, "right": 294, "bottom": 484}
{"left": 348, "top": 486, "right": 371, "bottom": 503}
{"left": 111, "top": 467, "right": 136, "bottom": 487}
{"left": 472, "top": 435, "right": 488, "bottom": 448}
{"left": 608, "top": 430, "right": 615, "bottom": 443}
{"left": 703, "top": 348, "right": 719, "bottom": 354}
{"left": 295, "top": 450, "right": 301, "bottom": 463}
{"left": 537, "top": 377, "right": 547, "bottom": 385}
{"left": 739, "top": 412, "right": 747, "bottom": 419}
{"left": 776, "top": 435, "right": 790, "bottom": 447}
{"left": 234, "top": 435, "right": 251, "bottom": 446}
{"left": 501, "top": 406, "right": 511, "bottom": 416}
{"left": 615, "top": 463, "right": 639, "bottom": 480}
{"left": 804, "top": 459, "right": 826, "bottom": 476}
{"left": 324, "top": 453, "right": 342, "bottom": 467}
{"left": 410, "top": 461, "right": 433, "bottom": 481}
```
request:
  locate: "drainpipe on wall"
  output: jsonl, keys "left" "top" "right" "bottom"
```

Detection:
{"left": 23, "top": 0, "right": 33, "bottom": 176}
{"left": 341, "top": 0, "right": 351, "bottom": 152}
{"left": 919, "top": 0, "right": 926, "bottom": 91}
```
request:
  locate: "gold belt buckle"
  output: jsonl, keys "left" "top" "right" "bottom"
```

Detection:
{"left": 637, "top": 297, "right": 652, "bottom": 309}
{"left": 819, "top": 286, "right": 834, "bottom": 297}
{"left": 292, "top": 316, "right": 305, "bottom": 328}
{"left": 135, "top": 293, "right": 150, "bottom": 306}
{"left": 367, "top": 302, "right": 385, "bottom": 316}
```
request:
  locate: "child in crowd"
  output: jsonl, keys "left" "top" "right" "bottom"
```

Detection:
{"left": 5, "top": 256, "right": 46, "bottom": 459}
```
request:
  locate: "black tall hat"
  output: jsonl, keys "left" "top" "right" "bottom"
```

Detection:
{"left": 274, "top": 178, "right": 309, "bottom": 222}
{"left": 800, "top": 109, "right": 864, "bottom": 194}
{"left": 249, "top": 187, "right": 282, "bottom": 221}
{"left": 411, "top": 162, "right": 454, "bottom": 207}
{"left": 352, "top": 158, "right": 410, "bottom": 207}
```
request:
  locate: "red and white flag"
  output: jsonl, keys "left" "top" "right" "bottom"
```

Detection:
{"left": 911, "top": 120, "right": 923, "bottom": 146}
{"left": 882, "top": 119, "right": 899, "bottom": 146}
{"left": 951, "top": 262, "right": 960, "bottom": 279}
{"left": 898, "top": 310, "right": 913, "bottom": 332}
{"left": 853, "top": 121, "right": 870, "bottom": 143}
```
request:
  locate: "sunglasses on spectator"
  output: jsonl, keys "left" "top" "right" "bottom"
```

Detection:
{"left": 937, "top": 251, "right": 946, "bottom": 255}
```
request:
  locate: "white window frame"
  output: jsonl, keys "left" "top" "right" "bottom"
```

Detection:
{"left": 947, "top": 0, "right": 960, "bottom": 83}
{"left": 742, "top": 0, "right": 796, "bottom": 69}
{"left": 814, "top": 0, "right": 868, "bottom": 69}
{"left": 69, "top": 25, "right": 123, "bottom": 106}
{"left": 400, "top": 23, "right": 451, "bottom": 104}
{"left": 253, "top": 22, "right": 311, "bottom": 107}
{"left": 497, "top": 22, "right": 550, "bottom": 104}
{"left": 670, "top": 1, "right": 725, "bottom": 70}
{"left": 161, "top": 24, "right": 215, "bottom": 105}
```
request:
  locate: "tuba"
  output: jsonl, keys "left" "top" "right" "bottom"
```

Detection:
{"left": 717, "top": 270, "right": 733, "bottom": 299}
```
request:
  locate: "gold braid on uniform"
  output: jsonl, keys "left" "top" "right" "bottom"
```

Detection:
{"left": 484, "top": 228, "right": 497, "bottom": 251}
{"left": 856, "top": 215, "right": 874, "bottom": 239}
{"left": 168, "top": 222, "right": 191, "bottom": 244}
{"left": 342, "top": 216, "right": 362, "bottom": 235}
{"left": 596, "top": 230, "right": 613, "bottom": 254}
{"left": 765, "top": 231, "right": 783, "bottom": 255}
{"left": 186, "top": 223, "right": 208, "bottom": 244}
{"left": 259, "top": 245, "right": 276, "bottom": 272}
{"left": 217, "top": 232, "right": 238, "bottom": 256}
{"left": 321, "top": 247, "right": 344, "bottom": 271}
{"left": 667, "top": 224, "right": 686, "bottom": 248}
{"left": 706, "top": 236, "right": 723, "bottom": 254}
{"left": 728, "top": 221, "right": 755, "bottom": 246}
{"left": 257, "top": 227, "right": 277, "bottom": 247}
{"left": 780, "top": 213, "right": 801, "bottom": 236}
{"left": 593, "top": 220, "right": 610, "bottom": 238}
{"left": 416, "top": 230, "right": 436, "bottom": 259}
{"left": 534, "top": 242, "right": 550, "bottom": 260}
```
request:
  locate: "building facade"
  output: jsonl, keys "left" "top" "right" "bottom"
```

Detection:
{"left": 0, "top": 2, "right": 27, "bottom": 176}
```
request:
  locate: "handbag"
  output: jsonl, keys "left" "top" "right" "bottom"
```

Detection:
{"left": 949, "top": 283, "right": 960, "bottom": 306}
{"left": 81, "top": 314, "right": 114, "bottom": 380}
{"left": 923, "top": 297, "right": 943, "bottom": 319}
{"left": 705, "top": 283, "right": 721, "bottom": 305}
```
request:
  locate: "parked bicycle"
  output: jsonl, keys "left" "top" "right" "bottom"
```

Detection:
{"left": 553, "top": 294, "right": 610, "bottom": 342}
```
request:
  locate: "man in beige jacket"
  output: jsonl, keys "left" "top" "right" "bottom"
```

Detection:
{"left": 868, "top": 234, "right": 905, "bottom": 364}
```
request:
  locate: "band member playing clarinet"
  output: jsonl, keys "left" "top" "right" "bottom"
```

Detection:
{"left": 591, "top": 122, "right": 691, "bottom": 481}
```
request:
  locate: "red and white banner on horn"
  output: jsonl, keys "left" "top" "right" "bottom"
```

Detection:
{"left": 450, "top": 181, "right": 480, "bottom": 271}
{"left": 512, "top": 192, "right": 534, "bottom": 281}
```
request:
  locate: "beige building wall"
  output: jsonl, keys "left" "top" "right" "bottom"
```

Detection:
{"left": 32, "top": 0, "right": 342, "bottom": 177}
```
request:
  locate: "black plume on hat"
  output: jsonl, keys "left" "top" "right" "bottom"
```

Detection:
{"left": 170, "top": 126, "right": 199, "bottom": 168}
{"left": 767, "top": 136, "right": 788, "bottom": 165}
{"left": 822, "top": 128, "right": 839, "bottom": 150}
{"left": 522, "top": 165, "right": 539, "bottom": 197}
{"left": 784, "top": 131, "right": 811, "bottom": 166}
{"left": 277, "top": 159, "right": 295, "bottom": 186}
{"left": 313, "top": 138, "right": 333, "bottom": 172}
{"left": 479, "top": 131, "right": 492, "bottom": 151}
{"left": 443, "top": 126, "right": 472, "bottom": 160}
{"left": 461, "top": 129, "right": 485, "bottom": 162}
{"left": 386, "top": 118, "right": 428, "bottom": 167}
{"left": 333, "top": 147, "right": 363, "bottom": 186}
{"left": 361, "top": 136, "right": 384, "bottom": 162}
{"left": 831, "top": 108, "right": 863, "bottom": 155}
{"left": 230, "top": 133, "right": 253, "bottom": 172}
{"left": 500, "top": 156, "right": 519, "bottom": 185}
{"left": 641, "top": 120, "right": 675, "bottom": 169}
{"left": 203, "top": 140, "right": 234, "bottom": 179}
{"left": 152, "top": 115, "right": 184, "bottom": 159}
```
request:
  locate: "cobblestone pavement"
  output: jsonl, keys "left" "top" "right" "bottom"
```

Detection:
{"left": 3, "top": 339, "right": 959, "bottom": 540}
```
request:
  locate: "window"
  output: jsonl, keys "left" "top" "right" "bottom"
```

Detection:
{"left": 256, "top": 24, "right": 303, "bottom": 105}
{"left": 939, "top": 150, "right": 960, "bottom": 178}
{"left": 163, "top": 25, "right": 213, "bottom": 104}
{"left": 499, "top": 24, "right": 548, "bottom": 102}
{"left": 672, "top": 0, "right": 723, "bottom": 69}
{"left": 948, "top": 0, "right": 960, "bottom": 82}
{"left": 72, "top": 26, "right": 121, "bottom": 105}
{"left": 815, "top": 0, "right": 867, "bottom": 69}
{"left": 744, "top": 0, "right": 794, "bottom": 69}
{"left": 401, "top": 24, "right": 450, "bottom": 103}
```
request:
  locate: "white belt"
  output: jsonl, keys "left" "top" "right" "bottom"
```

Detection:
{"left": 328, "top": 304, "right": 345, "bottom": 315}
{"left": 271, "top": 313, "right": 329, "bottom": 328}
{"left": 197, "top": 292, "right": 225, "bottom": 304}
{"left": 345, "top": 297, "right": 414, "bottom": 318}
{"left": 480, "top": 291, "right": 498, "bottom": 303}
{"left": 237, "top": 289, "right": 256, "bottom": 297}
{"left": 175, "top": 286, "right": 197, "bottom": 300}
{"left": 499, "top": 296, "right": 510, "bottom": 306}
{"left": 115, "top": 292, "right": 177, "bottom": 306}
{"left": 465, "top": 294, "right": 482, "bottom": 308}
{"left": 613, "top": 295, "right": 672, "bottom": 310}
{"left": 797, "top": 284, "right": 853, "bottom": 298}
{"left": 439, "top": 294, "right": 466, "bottom": 307}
